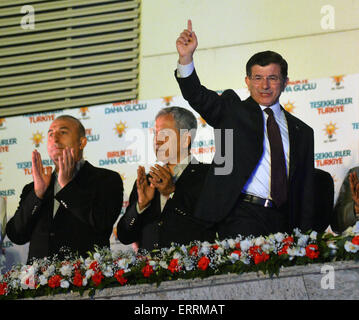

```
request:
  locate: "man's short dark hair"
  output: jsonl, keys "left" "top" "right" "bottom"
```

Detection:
{"left": 55, "top": 115, "right": 86, "bottom": 138}
{"left": 246, "top": 50, "right": 288, "bottom": 79}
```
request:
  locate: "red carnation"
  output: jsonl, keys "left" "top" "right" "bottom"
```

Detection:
{"left": 114, "top": 270, "right": 127, "bottom": 285}
{"left": 235, "top": 242, "right": 241, "bottom": 249}
{"left": 305, "top": 244, "right": 320, "bottom": 260}
{"left": 197, "top": 256, "right": 210, "bottom": 271}
{"left": 278, "top": 244, "right": 290, "bottom": 256}
{"left": 142, "top": 264, "right": 154, "bottom": 278}
{"left": 189, "top": 246, "right": 198, "bottom": 256}
{"left": 73, "top": 270, "right": 84, "bottom": 287}
{"left": 168, "top": 259, "right": 181, "bottom": 273}
{"left": 73, "top": 261, "right": 82, "bottom": 270}
{"left": 92, "top": 271, "right": 104, "bottom": 286}
{"left": 89, "top": 261, "right": 98, "bottom": 271}
{"left": 48, "top": 275, "right": 62, "bottom": 288}
{"left": 0, "top": 282, "right": 8, "bottom": 295}
{"left": 249, "top": 246, "right": 270, "bottom": 264}
{"left": 283, "top": 236, "right": 294, "bottom": 245}
{"left": 253, "top": 252, "right": 270, "bottom": 264}
{"left": 212, "top": 244, "right": 219, "bottom": 250}
{"left": 352, "top": 236, "right": 359, "bottom": 246}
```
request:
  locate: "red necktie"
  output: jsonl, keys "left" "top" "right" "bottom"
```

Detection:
{"left": 264, "top": 108, "right": 288, "bottom": 207}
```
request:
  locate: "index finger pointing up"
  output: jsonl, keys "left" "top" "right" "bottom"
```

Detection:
{"left": 187, "top": 19, "right": 192, "bottom": 32}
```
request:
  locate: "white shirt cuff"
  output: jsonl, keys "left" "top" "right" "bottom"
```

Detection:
{"left": 136, "top": 202, "right": 149, "bottom": 214}
{"left": 176, "top": 61, "right": 194, "bottom": 78}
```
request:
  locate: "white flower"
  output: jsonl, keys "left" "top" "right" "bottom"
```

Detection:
{"left": 173, "top": 252, "right": 182, "bottom": 260}
{"left": 116, "top": 258, "right": 130, "bottom": 270}
{"left": 262, "top": 242, "right": 274, "bottom": 253}
{"left": 293, "top": 228, "right": 303, "bottom": 237}
{"left": 180, "top": 245, "right": 187, "bottom": 255}
{"left": 230, "top": 252, "right": 240, "bottom": 261}
{"left": 287, "top": 246, "right": 306, "bottom": 257}
{"left": 93, "top": 252, "right": 101, "bottom": 262}
{"left": 38, "top": 275, "right": 48, "bottom": 286}
{"left": 297, "top": 235, "right": 309, "bottom": 247}
{"left": 227, "top": 239, "right": 236, "bottom": 249}
{"left": 220, "top": 240, "right": 229, "bottom": 250}
{"left": 60, "top": 264, "right": 73, "bottom": 277}
{"left": 273, "top": 232, "right": 285, "bottom": 243}
{"left": 353, "top": 221, "right": 359, "bottom": 234}
{"left": 82, "top": 278, "right": 88, "bottom": 286}
{"left": 254, "top": 236, "right": 265, "bottom": 246}
{"left": 84, "top": 257, "right": 92, "bottom": 268}
{"left": 159, "top": 261, "right": 168, "bottom": 269}
{"left": 199, "top": 245, "right": 210, "bottom": 256}
{"left": 240, "top": 239, "right": 252, "bottom": 252}
{"left": 60, "top": 279, "right": 70, "bottom": 289}
{"left": 240, "top": 254, "right": 251, "bottom": 265}
{"left": 309, "top": 231, "right": 318, "bottom": 240}
{"left": 148, "top": 260, "right": 157, "bottom": 270}
{"left": 85, "top": 269, "right": 94, "bottom": 279}
{"left": 215, "top": 247, "right": 224, "bottom": 255}
{"left": 103, "top": 266, "right": 113, "bottom": 278}
{"left": 183, "top": 258, "right": 195, "bottom": 271}
{"left": 344, "top": 241, "right": 359, "bottom": 253}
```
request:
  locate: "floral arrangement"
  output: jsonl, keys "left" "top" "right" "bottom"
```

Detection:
{"left": 2, "top": 223, "right": 359, "bottom": 300}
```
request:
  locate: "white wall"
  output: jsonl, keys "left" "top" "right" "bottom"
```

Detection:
{"left": 138, "top": 0, "right": 359, "bottom": 99}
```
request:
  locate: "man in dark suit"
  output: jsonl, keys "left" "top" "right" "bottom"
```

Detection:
{"left": 332, "top": 167, "right": 359, "bottom": 233}
{"left": 174, "top": 20, "right": 315, "bottom": 239}
{"left": 6, "top": 115, "right": 123, "bottom": 263}
{"left": 117, "top": 107, "right": 215, "bottom": 251}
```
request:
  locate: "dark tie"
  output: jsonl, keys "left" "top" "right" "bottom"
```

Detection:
{"left": 264, "top": 108, "right": 288, "bottom": 207}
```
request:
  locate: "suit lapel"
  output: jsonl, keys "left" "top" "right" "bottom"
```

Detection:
{"left": 283, "top": 108, "right": 301, "bottom": 181}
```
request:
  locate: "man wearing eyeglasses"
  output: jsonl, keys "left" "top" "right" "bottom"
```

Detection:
{"left": 174, "top": 20, "right": 315, "bottom": 239}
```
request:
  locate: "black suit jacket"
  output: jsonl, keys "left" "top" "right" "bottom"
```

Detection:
{"left": 6, "top": 161, "right": 123, "bottom": 263}
{"left": 313, "top": 168, "right": 334, "bottom": 232}
{"left": 117, "top": 162, "right": 215, "bottom": 251}
{"left": 176, "top": 69, "right": 315, "bottom": 232}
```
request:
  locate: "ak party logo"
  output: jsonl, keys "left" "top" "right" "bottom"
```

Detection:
{"left": 323, "top": 122, "right": 338, "bottom": 143}
{"left": 31, "top": 131, "right": 44, "bottom": 148}
{"left": 0, "top": 118, "right": 6, "bottom": 130}
{"left": 114, "top": 121, "right": 128, "bottom": 138}
{"left": 79, "top": 107, "right": 90, "bottom": 120}
{"left": 331, "top": 75, "right": 345, "bottom": 90}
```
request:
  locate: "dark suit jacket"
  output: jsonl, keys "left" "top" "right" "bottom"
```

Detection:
{"left": 175, "top": 69, "right": 315, "bottom": 232}
{"left": 117, "top": 162, "right": 216, "bottom": 251}
{"left": 6, "top": 161, "right": 123, "bottom": 263}
{"left": 313, "top": 168, "right": 334, "bottom": 232}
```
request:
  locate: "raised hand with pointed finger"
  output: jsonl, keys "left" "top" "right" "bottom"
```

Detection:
{"left": 176, "top": 19, "right": 198, "bottom": 65}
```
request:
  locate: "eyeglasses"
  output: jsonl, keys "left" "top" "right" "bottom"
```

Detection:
{"left": 250, "top": 75, "right": 281, "bottom": 84}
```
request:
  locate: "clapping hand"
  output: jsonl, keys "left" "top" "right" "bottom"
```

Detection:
{"left": 349, "top": 171, "right": 359, "bottom": 214}
{"left": 57, "top": 147, "right": 76, "bottom": 188}
{"left": 136, "top": 166, "right": 155, "bottom": 211}
{"left": 176, "top": 19, "right": 198, "bottom": 65}
{"left": 32, "top": 150, "right": 52, "bottom": 199}
{"left": 149, "top": 164, "right": 175, "bottom": 197}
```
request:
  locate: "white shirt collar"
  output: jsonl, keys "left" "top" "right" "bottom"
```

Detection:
{"left": 259, "top": 101, "right": 282, "bottom": 117}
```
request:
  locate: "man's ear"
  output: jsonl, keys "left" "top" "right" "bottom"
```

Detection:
{"left": 281, "top": 77, "right": 289, "bottom": 92}
{"left": 79, "top": 136, "right": 87, "bottom": 150}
